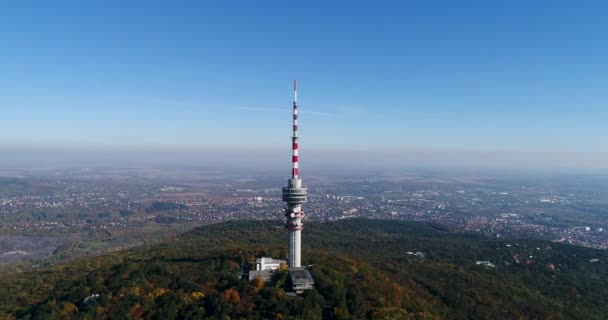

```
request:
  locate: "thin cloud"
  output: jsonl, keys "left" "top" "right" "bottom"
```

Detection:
{"left": 238, "top": 107, "right": 284, "bottom": 113}
{"left": 238, "top": 107, "right": 333, "bottom": 117}
{"left": 302, "top": 110, "right": 334, "bottom": 117}
{"left": 337, "top": 106, "right": 365, "bottom": 114}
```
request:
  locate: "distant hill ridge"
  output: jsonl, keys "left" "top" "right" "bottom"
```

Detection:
{"left": 1, "top": 218, "right": 607, "bottom": 319}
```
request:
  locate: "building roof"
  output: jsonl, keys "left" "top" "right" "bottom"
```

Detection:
{"left": 289, "top": 267, "right": 314, "bottom": 285}
{"left": 248, "top": 270, "right": 273, "bottom": 282}
{"left": 257, "top": 257, "right": 285, "bottom": 264}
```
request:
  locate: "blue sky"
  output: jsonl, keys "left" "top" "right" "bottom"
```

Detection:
{"left": 0, "top": 1, "right": 606, "bottom": 166}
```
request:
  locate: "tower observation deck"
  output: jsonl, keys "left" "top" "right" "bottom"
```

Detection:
{"left": 282, "top": 80, "right": 308, "bottom": 269}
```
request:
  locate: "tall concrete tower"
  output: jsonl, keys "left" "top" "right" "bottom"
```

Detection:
{"left": 282, "top": 80, "right": 308, "bottom": 268}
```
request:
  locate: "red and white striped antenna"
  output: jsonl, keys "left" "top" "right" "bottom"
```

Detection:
{"left": 292, "top": 80, "right": 299, "bottom": 179}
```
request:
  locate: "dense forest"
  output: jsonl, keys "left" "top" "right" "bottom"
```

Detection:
{"left": 1, "top": 219, "right": 607, "bottom": 319}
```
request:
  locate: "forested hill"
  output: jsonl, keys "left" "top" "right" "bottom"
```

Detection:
{"left": 1, "top": 219, "right": 607, "bottom": 319}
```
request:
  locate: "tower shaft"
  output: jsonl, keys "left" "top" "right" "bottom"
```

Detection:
{"left": 282, "top": 80, "right": 308, "bottom": 268}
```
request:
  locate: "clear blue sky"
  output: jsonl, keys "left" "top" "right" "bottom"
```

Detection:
{"left": 0, "top": 1, "right": 606, "bottom": 162}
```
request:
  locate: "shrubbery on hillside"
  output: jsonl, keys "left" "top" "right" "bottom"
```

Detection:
{"left": 1, "top": 219, "right": 607, "bottom": 319}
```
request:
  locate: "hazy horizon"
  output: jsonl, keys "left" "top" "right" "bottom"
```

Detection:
{"left": 1, "top": 146, "right": 606, "bottom": 172}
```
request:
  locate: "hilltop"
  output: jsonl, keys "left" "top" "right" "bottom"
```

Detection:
{"left": 1, "top": 219, "right": 607, "bottom": 319}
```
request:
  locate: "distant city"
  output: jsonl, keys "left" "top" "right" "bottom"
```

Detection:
{"left": 1, "top": 166, "right": 607, "bottom": 269}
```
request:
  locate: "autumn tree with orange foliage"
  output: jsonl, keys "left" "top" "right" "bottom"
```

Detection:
{"left": 223, "top": 289, "right": 241, "bottom": 305}
{"left": 251, "top": 277, "right": 265, "bottom": 293}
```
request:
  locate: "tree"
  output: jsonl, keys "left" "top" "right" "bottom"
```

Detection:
{"left": 223, "top": 289, "right": 241, "bottom": 305}
{"left": 252, "top": 277, "right": 265, "bottom": 293}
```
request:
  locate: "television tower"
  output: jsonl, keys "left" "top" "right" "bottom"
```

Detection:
{"left": 282, "top": 80, "right": 308, "bottom": 268}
